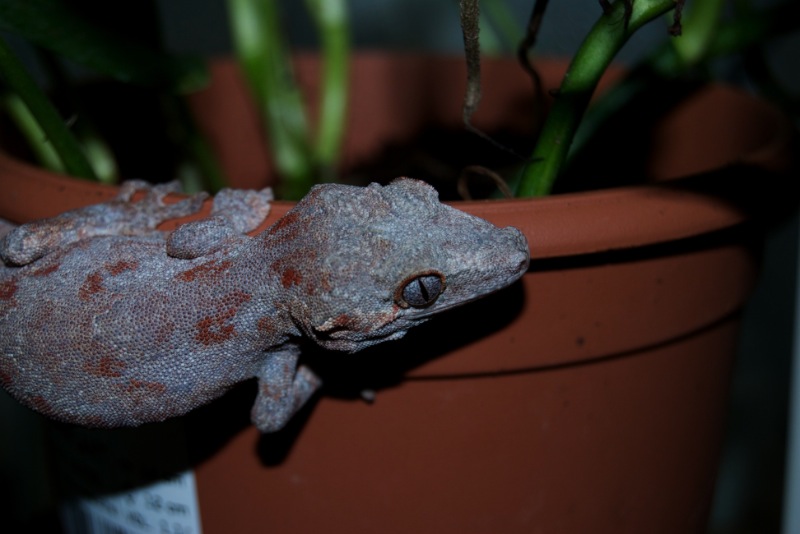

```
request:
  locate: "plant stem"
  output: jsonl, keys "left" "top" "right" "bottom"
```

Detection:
{"left": 567, "top": 1, "right": 800, "bottom": 169}
{"left": 34, "top": 48, "right": 118, "bottom": 184}
{"left": 670, "top": 0, "right": 723, "bottom": 66}
{"left": 515, "top": 0, "right": 678, "bottom": 197}
{"left": 0, "top": 36, "right": 97, "bottom": 180}
{"left": 0, "top": 91, "right": 64, "bottom": 172}
{"left": 305, "top": 0, "right": 349, "bottom": 182}
{"left": 228, "top": 0, "right": 314, "bottom": 200}
{"left": 459, "top": 0, "right": 482, "bottom": 125}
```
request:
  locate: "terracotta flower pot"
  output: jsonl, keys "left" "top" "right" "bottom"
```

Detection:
{"left": 0, "top": 55, "right": 795, "bottom": 533}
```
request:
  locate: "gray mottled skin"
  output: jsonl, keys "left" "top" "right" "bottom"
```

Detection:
{"left": 0, "top": 178, "right": 529, "bottom": 432}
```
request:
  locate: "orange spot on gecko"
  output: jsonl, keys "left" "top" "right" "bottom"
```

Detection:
{"left": 270, "top": 250, "right": 316, "bottom": 291}
{"left": 0, "top": 280, "right": 17, "bottom": 301}
{"left": 79, "top": 272, "right": 104, "bottom": 301}
{"left": 30, "top": 262, "right": 60, "bottom": 277}
{"left": 176, "top": 260, "right": 232, "bottom": 282}
{"left": 194, "top": 290, "right": 252, "bottom": 345}
{"left": 196, "top": 309, "right": 237, "bottom": 345}
{"left": 330, "top": 314, "right": 356, "bottom": 328}
{"left": 281, "top": 268, "right": 302, "bottom": 288}
{"left": 268, "top": 210, "right": 301, "bottom": 235}
{"left": 106, "top": 260, "right": 139, "bottom": 276}
{"left": 84, "top": 356, "right": 126, "bottom": 378}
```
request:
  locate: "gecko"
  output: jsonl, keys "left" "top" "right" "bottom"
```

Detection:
{"left": 0, "top": 178, "right": 529, "bottom": 432}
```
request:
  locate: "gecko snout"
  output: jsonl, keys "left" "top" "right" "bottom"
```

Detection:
{"left": 502, "top": 226, "right": 531, "bottom": 275}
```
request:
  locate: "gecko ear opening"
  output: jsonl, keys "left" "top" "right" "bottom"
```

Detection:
{"left": 395, "top": 271, "right": 446, "bottom": 309}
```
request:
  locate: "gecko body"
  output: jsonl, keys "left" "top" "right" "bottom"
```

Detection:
{"left": 0, "top": 179, "right": 529, "bottom": 431}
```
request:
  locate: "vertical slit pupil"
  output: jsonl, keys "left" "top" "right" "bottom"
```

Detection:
{"left": 417, "top": 278, "right": 430, "bottom": 301}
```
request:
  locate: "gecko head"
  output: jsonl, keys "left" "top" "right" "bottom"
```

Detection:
{"left": 268, "top": 178, "right": 530, "bottom": 353}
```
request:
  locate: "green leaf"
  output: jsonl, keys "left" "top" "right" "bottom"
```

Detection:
{"left": 515, "top": 0, "right": 679, "bottom": 197}
{"left": 0, "top": 35, "right": 98, "bottom": 180}
{"left": 670, "top": 0, "right": 724, "bottom": 66}
{"left": 305, "top": 0, "right": 349, "bottom": 176}
{"left": 0, "top": 0, "right": 207, "bottom": 92}
{"left": 228, "top": 0, "right": 316, "bottom": 199}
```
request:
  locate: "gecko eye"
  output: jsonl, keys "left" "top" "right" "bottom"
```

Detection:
{"left": 395, "top": 271, "right": 446, "bottom": 309}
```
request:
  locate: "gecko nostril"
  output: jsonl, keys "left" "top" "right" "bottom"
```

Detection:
{"left": 518, "top": 255, "right": 530, "bottom": 273}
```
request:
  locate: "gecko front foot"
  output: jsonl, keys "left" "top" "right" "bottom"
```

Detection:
{"left": 210, "top": 188, "right": 273, "bottom": 234}
{"left": 0, "top": 180, "right": 207, "bottom": 266}
{"left": 165, "top": 187, "right": 273, "bottom": 259}
{"left": 251, "top": 358, "right": 322, "bottom": 433}
{"left": 112, "top": 180, "right": 209, "bottom": 234}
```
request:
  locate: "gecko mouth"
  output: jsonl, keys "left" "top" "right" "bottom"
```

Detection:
{"left": 412, "top": 294, "right": 487, "bottom": 319}
{"left": 314, "top": 327, "right": 408, "bottom": 353}
{"left": 306, "top": 309, "right": 407, "bottom": 351}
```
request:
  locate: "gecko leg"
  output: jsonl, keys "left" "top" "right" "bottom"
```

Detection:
{"left": 166, "top": 187, "right": 273, "bottom": 259}
{"left": 0, "top": 181, "right": 207, "bottom": 266}
{"left": 209, "top": 187, "right": 273, "bottom": 234}
{"left": 250, "top": 350, "right": 322, "bottom": 433}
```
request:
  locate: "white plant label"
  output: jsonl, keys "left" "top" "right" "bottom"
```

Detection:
{"left": 61, "top": 470, "right": 202, "bottom": 534}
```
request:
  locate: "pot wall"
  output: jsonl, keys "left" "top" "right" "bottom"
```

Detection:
{"left": 193, "top": 243, "right": 748, "bottom": 533}
{"left": 181, "top": 56, "right": 789, "bottom": 533}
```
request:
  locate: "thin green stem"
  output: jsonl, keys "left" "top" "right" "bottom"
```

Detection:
{"left": 35, "top": 48, "right": 118, "bottom": 184}
{"left": 670, "top": 0, "right": 723, "bottom": 66}
{"left": 0, "top": 91, "right": 64, "bottom": 172}
{"left": 515, "top": 0, "right": 678, "bottom": 197}
{"left": 566, "top": 0, "right": 800, "bottom": 171}
{"left": 305, "top": 0, "right": 349, "bottom": 182}
{"left": 0, "top": 36, "right": 97, "bottom": 180}
{"left": 228, "top": 0, "right": 314, "bottom": 199}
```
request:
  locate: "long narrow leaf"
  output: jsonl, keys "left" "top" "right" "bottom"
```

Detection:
{"left": 305, "top": 0, "right": 349, "bottom": 180}
{"left": 0, "top": 36, "right": 97, "bottom": 180}
{"left": 228, "top": 0, "right": 315, "bottom": 199}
